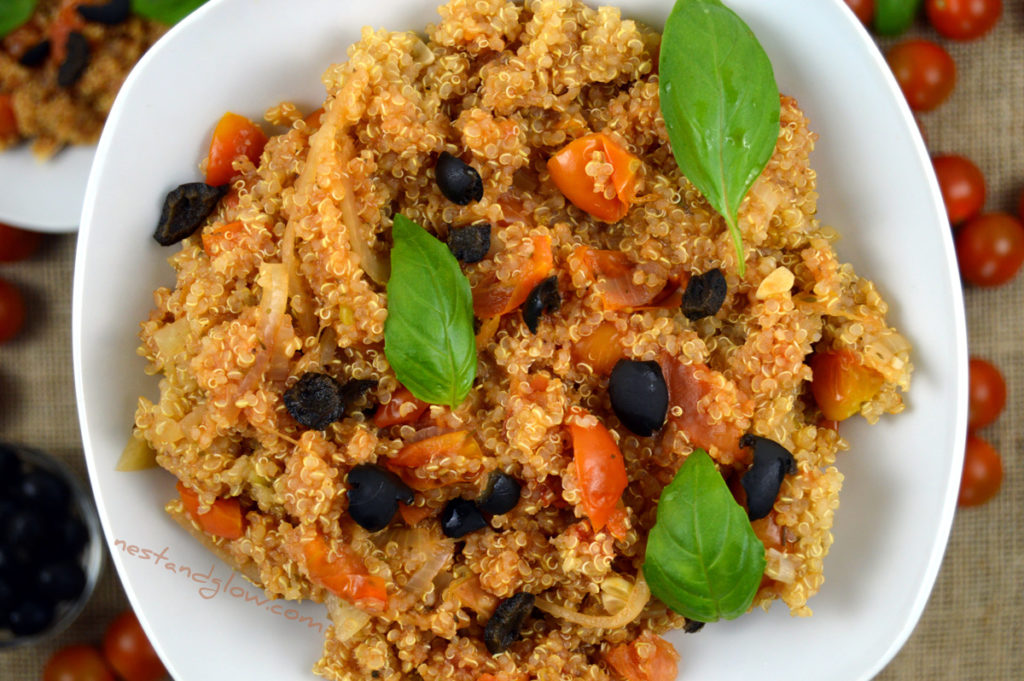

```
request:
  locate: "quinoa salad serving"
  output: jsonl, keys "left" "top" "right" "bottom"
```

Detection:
{"left": 126, "top": 0, "right": 913, "bottom": 679}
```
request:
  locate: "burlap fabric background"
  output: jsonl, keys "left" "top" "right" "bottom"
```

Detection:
{"left": 1, "top": 5, "right": 1021, "bottom": 680}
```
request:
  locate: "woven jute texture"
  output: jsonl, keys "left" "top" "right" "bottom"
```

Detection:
{"left": 1, "top": 6, "right": 1022, "bottom": 681}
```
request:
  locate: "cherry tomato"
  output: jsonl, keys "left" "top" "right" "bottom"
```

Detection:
{"left": 0, "top": 277, "right": 26, "bottom": 343}
{"left": 547, "top": 133, "right": 640, "bottom": 223}
{"left": 302, "top": 531, "right": 387, "bottom": 610}
{"left": 0, "top": 94, "right": 18, "bottom": 144}
{"left": 0, "top": 223, "right": 42, "bottom": 262}
{"left": 102, "top": 611, "right": 167, "bottom": 681}
{"left": 843, "top": 0, "right": 875, "bottom": 25}
{"left": 604, "top": 633, "right": 680, "bottom": 681}
{"left": 43, "top": 644, "right": 115, "bottom": 681}
{"left": 569, "top": 409, "right": 628, "bottom": 532}
{"left": 886, "top": 39, "right": 956, "bottom": 112}
{"left": 809, "top": 350, "right": 885, "bottom": 421}
{"left": 205, "top": 112, "right": 268, "bottom": 187}
{"left": 955, "top": 212, "right": 1024, "bottom": 286}
{"left": 967, "top": 357, "right": 1006, "bottom": 430}
{"left": 1019, "top": 186, "right": 1024, "bottom": 225}
{"left": 926, "top": 0, "right": 1001, "bottom": 40}
{"left": 176, "top": 482, "right": 245, "bottom": 539}
{"left": 932, "top": 154, "right": 985, "bottom": 225}
{"left": 958, "top": 433, "right": 1002, "bottom": 507}
{"left": 371, "top": 385, "right": 429, "bottom": 428}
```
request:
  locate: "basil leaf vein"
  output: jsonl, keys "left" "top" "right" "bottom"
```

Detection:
{"left": 0, "top": 0, "right": 37, "bottom": 38}
{"left": 642, "top": 448, "right": 765, "bottom": 622}
{"left": 132, "top": 0, "right": 207, "bottom": 25}
{"left": 384, "top": 213, "right": 477, "bottom": 408}
{"left": 658, "top": 0, "right": 780, "bottom": 276}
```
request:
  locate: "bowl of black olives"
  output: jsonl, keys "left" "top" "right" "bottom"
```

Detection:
{"left": 0, "top": 443, "right": 103, "bottom": 647}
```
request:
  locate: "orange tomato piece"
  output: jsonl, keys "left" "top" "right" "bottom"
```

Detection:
{"left": 372, "top": 386, "right": 430, "bottom": 428}
{"left": 176, "top": 482, "right": 244, "bottom": 540}
{"left": 302, "top": 532, "right": 387, "bottom": 610}
{"left": 0, "top": 95, "right": 17, "bottom": 143}
{"left": 658, "top": 357, "right": 745, "bottom": 458}
{"left": 572, "top": 321, "right": 624, "bottom": 376}
{"left": 574, "top": 246, "right": 661, "bottom": 310}
{"left": 569, "top": 410, "right": 628, "bottom": 531}
{"left": 397, "top": 502, "right": 433, "bottom": 526}
{"left": 50, "top": 0, "right": 86, "bottom": 64}
{"left": 205, "top": 112, "right": 268, "bottom": 187}
{"left": 547, "top": 132, "right": 640, "bottom": 223}
{"left": 808, "top": 350, "right": 884, "bottom": 421}
{"left": 604, "top": 633, "right": 680, "bottom": 681}
{"left": 388, "top": 430, "right": 482, "bottom": 468}
{"left": 472, "top": 234, "right": 553, "bottom": 319}
{"left": 201, "top": 220, "right": 245, "bottom": 257}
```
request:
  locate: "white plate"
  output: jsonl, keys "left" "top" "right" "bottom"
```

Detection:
{"left": 73, "top": 1, "right": 967, "bottom": 680}
{"left": 0, "top": 144, "right": 93, "bottom": 232}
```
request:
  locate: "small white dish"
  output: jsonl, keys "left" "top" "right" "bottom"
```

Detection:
{"left": 0, "top": 144, "right": 94, "bottom": 232}
{"left": 73, "top": 1, "right": 967, "bottom": 680}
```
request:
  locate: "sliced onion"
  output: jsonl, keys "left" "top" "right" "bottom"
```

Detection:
{"left": 337, "top": 136, "right": 389, "bottom": 285}
{"left": 388, "top": 538, "right": 454, "bottom": 614}
{"left": 535, "top": 573, "right": 650, "bottom": 629}
{"left": 325, "top": 594, "right": 371, "bottom": 642}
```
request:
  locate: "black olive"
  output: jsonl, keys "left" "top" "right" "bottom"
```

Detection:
{"left": 522, "top": 276, "right": 559, "bottom": 334}
{"left": 57, "top": 32, "right": 89, "bottom": 89}
{"left": 346, "top": 464, "right": 414, "bottom": 532}
{"left": 477, "top": 471, "right": 521, "bottom": 515}
{"left": 37, "top": 560, "right": 87, "bottom": 601}
{"left": 683, "top": 618, "right": 705, "bottom": 633}
{"left": 484, "top": 592, "right": 534, "bottom": 654}
{"left": 76, "top": 0, "right": 132, "bottom": 24}
{"left": 447, "top": 223, "right": 491, "bottom": 263}
{"left": 153, "top": 182, "right": 228, "bottom": 246}
{"left": 18, "top": 469, "right": 71, "bottom": 517}
{"left": 283, "top": 372, "right": 346, "bottom": 430}
{"left": 436, "top": 151, "right": 483, "bottom": 205}
{"left": 739, "top": 434, "right": 797, "bottom": 520}
{"left": 681, "top": 268, "right": 727, "bottom": 321}
{"left": 5, "top": 508, "right": 46, "bottom": 556}
{"left": 608, "top": 359, "right": 668, "bottom": 437}
{"left": 18, "top": 40, "right": 51, "bottom": 67}
{"left": 440, "top": 498, "right": 487, "bottom": 539}
{"left": 7, "top": 599, "right": 55, "bottom": 636}
{"left": 41, "top": 514, "right": 90, "bottom": 560}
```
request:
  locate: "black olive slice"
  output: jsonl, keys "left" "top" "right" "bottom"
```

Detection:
{"left": 153, "top": 182, "right": 228, "bottom": 246}
{"left": 477, "top": 471, "right": 521, "bottom": 515}
{"left": 346, "top": 464, "right": 414, "bottom": 532}
{"left": 57, "top": 32, "right": 89, "bottom": 89}
{"left": 283, "top": 373, "right": 346, "bottom": 430}
{"left": 76, "top": 0, "right": 132, "bottom": 24}
{"left": 18, "top": 40, "right": 51, "bottom": 67}
{"left": 447, "top": 223, "right": 491, "bottom": 263}
{"left": 608, "top": 359, "right": 669, "bottom": 437}
{"left": 436, "top": 151, "right": 483, "bottom": 205}
{"left": 681, "top": 268, "right": 727, "bottom": 321}
{"left": 440, "top": 498, "right": 487, "bottom": 538}
{"left": 522, "top": 276, "right": 559, "bottom": 334}
{"left": 739, "top": 434, "right": 797, "bottom": 520}
{"left": 683, "top": 618, "right": 705, "bottom": 633}
{"left": 484, "top": 592, "right": 535, "bottom": 654}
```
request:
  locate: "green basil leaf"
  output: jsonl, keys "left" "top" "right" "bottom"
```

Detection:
{"left": 874, "top": 0, "right": 922, "bottom": 36}
{"left": 658, "top": 0, "right": 780, "bottom": 276}
{"left": 0, "top": 0, "right": 36, "bottom": 38}
{"left": 384, "top": 214, "right": 477, "bottom": 407}
{"left": 132, "top": 0, "right": 207, "bottom": 25}
{"left": 642, "top": 448, "right": 765, "bottom": 622}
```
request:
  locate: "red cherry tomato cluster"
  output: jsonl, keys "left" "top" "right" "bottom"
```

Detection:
{"left": 960, "top": 357, "right": 1006, "bottom": 506}
{"left": 0, "top": 222, "right": 44, "bottom": 344}
{"left": 43, "top": 610, "right": 167, "bottom": 681}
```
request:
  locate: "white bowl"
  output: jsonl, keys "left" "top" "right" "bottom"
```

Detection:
{"left": 0, "top": 145, "right": 93, "bottom": 232}
{"left": 72, "top": 1, "right": 967, "bottom": 679}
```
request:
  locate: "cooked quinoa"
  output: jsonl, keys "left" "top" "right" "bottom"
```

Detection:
{"left": 132, "top": 1, "right": 913, "bottom": 679}
{"left": 0, "top": 0, "right": 164, "bottom": 158}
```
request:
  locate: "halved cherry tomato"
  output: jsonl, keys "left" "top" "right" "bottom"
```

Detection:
{"left": 604, "top": 633, "right": 680, "bottom": 681}
{"left": 176, "top": 482, "right": 245, "bottom": 540}
{"left": 809, "top": 350, "right": 884, "bottom": 421}
{"left": 0, "top": 277, "right": 26, "bottom": 344}
{"left": 205, "top": 112, "right": 268, "bottom": 187}
{"left": 372, "top": 386, "right": 429, "bottom": 428}
{"left": 926, "top": 0, "right": 1001, "bottom": 41}
{"left": 955, "top": 212, "right": 1024, "bottom": 286}
{"left": 102, "top": 611, "right": 167, "bottom": 681}
{"left": 886, "top": 39, "right": 956, "bottom": 112}
{"left": 43, "top": 644, "right": 115, "bottom": 681}
{"left": 958, "top": 433, "right": 1002, "bottom": 507}
{"left": 0, "top": 223, "right": 42, "bottom": 262}
{"left": 843, "top": 0, "right": 875, "bottom": 25}
{"left": 573, "top": 321, "right": 624, "bottom": 376}
{"left": 932, "top": 154, "right": 985, "bottom": 225}
{"left": 658, "top": 357, "right": 746, "bottom": 458}
{"left": 967, "top": 356, "right": 1006, "bottom": 430}
{"left": 387, "top": 430, "right": 483, "bottom": 490}
{"left": 0, "top": 94, "right": 18, "bottom": 144}
{"left": 574, "top": 246, "right": 660, "bottom": 310}
{"left": 548, "top": 133, "right": 640, "bottom": 223}
{"left": 201, "top": 221, "right": 245, "bottom": 257}
{"left": 472, "top": 234, "right": 553, "bottom": 318}
{"left": 568, "top": 410, "right": 628, "bottom": 531}
{"left": 302, "top": 532, "right": 387, "bottom": 610}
